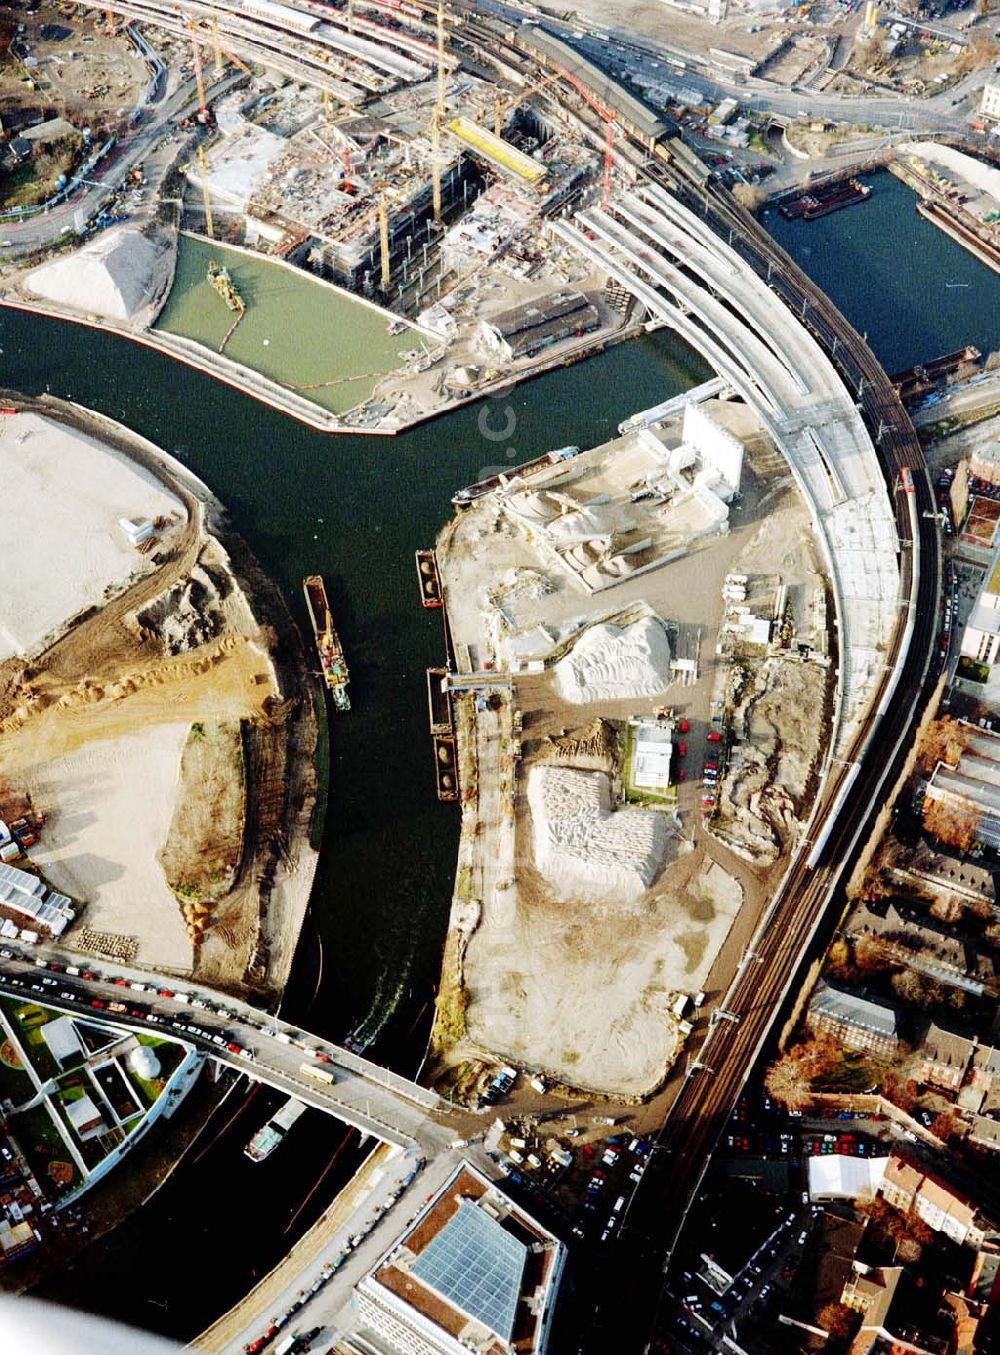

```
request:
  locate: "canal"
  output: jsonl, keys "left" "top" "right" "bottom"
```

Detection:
{"left": 1, "top": 306, "right": 708, "bottom": 1336}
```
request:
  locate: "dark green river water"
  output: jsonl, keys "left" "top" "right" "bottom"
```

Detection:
{"left": 1, "top": 309, "right": 709, "bottom": 1051}
{"left": 8, "top": 165, "right": 998, "bottom": 1333}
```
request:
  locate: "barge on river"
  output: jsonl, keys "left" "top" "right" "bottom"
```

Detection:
{"left": 303, "top": 575, "right": 350, "bottom": 712}
{"left": 245, "top": 1096, "right": 306, "bottom": 1162}
{"left": 415, "top": 549, "right": 443, "bottom": 609}
{"left": 779, "top": 178, "right": 871, "bottom": 222}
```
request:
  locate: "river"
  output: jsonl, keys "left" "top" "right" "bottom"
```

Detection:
{"left": 2, "top": 306, "right": 707, "bottom": 1335}
{"left": 763, "top": 169, "right": 1000, "bottom": 374}
{"left": 8, "top": 164, "right": 995, "bottom": 1335}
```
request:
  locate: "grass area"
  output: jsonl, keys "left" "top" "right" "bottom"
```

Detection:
{"left": 813, "top": 1051, "right": 881, "bottom": 1094}
{"left": 127, "top": 1037, "right": 184, "bottom": 1107}
{"left": 10, "top": 1104, "right": 81, "bottom": 1193}
{"left": 2, "top": 1001, "right": 61, "bottom": 1082}
{"left": 154, "top": 235, "right": 416, "bottom": 415}
{"left": 56, "top": 1083, "right": 86, "bottom": 1104}
{"left": 957, "top": 656, "right": 990, "bottom": 684}
{"left": 0, "top": 1041, "right": 37, "bottom": 1107}
{"left": 622, "top": 722, "right": 676, "bottom": 807}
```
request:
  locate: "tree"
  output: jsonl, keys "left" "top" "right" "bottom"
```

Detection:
{"left": 732, "top": 182, "right": 766, "bottom": 212}
{"left": 765, "top": 1051, "right": 814, "bottom": 1111}
{"left": 883, "top": 1072, "right": 919, "bottom": 1112}
{"left": 816, "top": 1302, "right": 858, "bottom": 1340}
{"left": 918, "top": 717, "right": 972, "bottom": 774}
{"left": 931, "top": 1110, "right": 962, "bottom": 1142}
{"left": 765, "top": 1036, "right": 841, "bottom": 1110}
{"left": 922, "top": 795, "right": 980, "bottom": 853}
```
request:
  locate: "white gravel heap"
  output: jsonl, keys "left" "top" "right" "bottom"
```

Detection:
{"left": 528, "top": 765, "right": 668, "bottom": 901}
{"left": 26, "top": 227, "right": 162, "bottom": 320}
{"left": 555, "top": 615, "right": 672, "bottom": 705}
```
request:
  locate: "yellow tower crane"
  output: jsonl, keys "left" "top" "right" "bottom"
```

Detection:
{"left": 197, "top": 143, "right": 215, "bottom": 241}
{"left": 378, "top": 191, "right": 391, "bottom": 290}
{"left": 210, "top": 14, "right": 225, "bottom": 76}
{"left": 432, "top": 0, "right": 446, "bottom": 223}
{"left": 185, "top": 17, "right": 208, "bottom": 120}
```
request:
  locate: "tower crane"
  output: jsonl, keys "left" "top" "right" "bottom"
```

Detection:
{"left": 196, "top": 143, "right": 214, "bottom": 240}
{"left": 432, "top": 0, "right": 445, "bottom": 223}
{"left": 184, "top": 16, "right": 209, "bottom": 122}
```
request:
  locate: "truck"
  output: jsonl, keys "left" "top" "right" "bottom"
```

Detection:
{"left": 299, "top": 1062, "right": 335, "bottom": 1086}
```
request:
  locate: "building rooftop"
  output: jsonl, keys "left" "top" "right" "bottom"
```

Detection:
{"left": 809, "top": 981, "right": 901, "bottom": 1041}
{"left": 359, "top": 1162, "right": 563, "bottom": 1355}
{"left": 808, "top": 1154, "right": 888, "bottom": 1200}
{"left": 411, "top": 1199, "right": 527, "bottom": 1344}
{"left": 922, "top": 1023, "right": 976, "bottom": 1073}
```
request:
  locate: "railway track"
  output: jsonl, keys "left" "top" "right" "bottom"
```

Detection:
{"left": 435, "top": 18, "right": 943, "bottom": 1348}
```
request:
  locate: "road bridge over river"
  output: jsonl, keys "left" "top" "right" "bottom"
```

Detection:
{"left": 0, "top": 956, "right": 471, "bottom": 1156}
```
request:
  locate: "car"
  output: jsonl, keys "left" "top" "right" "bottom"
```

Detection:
{"left": 678, "top": 719, "right": 689, "bottom": 733}
{"left": 677, "top": 768, "right": 686, "bottom": 781}
{"left": 676, "top": 742, "right": 686, "bottom": 757}
{"left": 90, "top": 998, "right": 106, "bottom": 1009}
{"left": 0, "top": 949, "right": 12, "bottom": 960}
{"left": 226, "top": 1041, "right": 241, "bottom": 1054}
{"left": 29, "top": 983, "right": 44, "bottom": 993}
{"left": 48, "top": 963, "right": 65, "bottom": 973}
{"left": 582, "top": 1144, "right": 595, "bottom": 1157}
{"left": 59, "top": 990, "right": 74, "bottom": 1000}
{"left": 602, "top": 1148, "right": 619, "bottom": 1167}
{"left": 316, "top": 1052, "right": 332, "bottom": 1064}
{"left": 40, "top": 977, "right": 57, "bottom": 987}
{"left": 158, "top": 988, "right": 174, "bottom": 998}
{"left": 112, "top": 977, "right": 128, "bottom": 987}
{"left": 707, "top": 731, "right": 722, "bottom": 742}
{"left": 81, "top": 971, "right": 97, "bottom": 980}
{"left": 211, "top": 1034, "right": 225, "bottom": 1046}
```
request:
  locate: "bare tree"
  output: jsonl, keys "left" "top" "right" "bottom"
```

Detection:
{"left": 922, "top": 795, "right": 980, "bottom": 853}
{"left": 918, "top": 716, "right": 972, "bottom": 774}
{"left": 731, "top": 182, "right": 767, "bottom": 212}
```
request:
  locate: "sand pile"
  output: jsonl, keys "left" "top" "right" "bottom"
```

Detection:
{"left": 26, "top": 227, "right": 166, "bottom": 320}
{"left": 528, "top": 765, "right": 668, "bottom": 901}
{"left": 555, "top": 615, "right": 672, "bottom": 704}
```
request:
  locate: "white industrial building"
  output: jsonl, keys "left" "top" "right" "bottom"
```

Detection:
{"left": 0, "top": 862, "right": 75, "bottom": 937}
{"left": 961, "top": 547, "right": 1000, "bottom": 668}
{"left": 629, "top": 717, "right": 674, "bottom": 794}
{"left": 64, "top": 1093, "right": 107, "bottom": 1143}
{"left": 981, "top": 81, "right": 1000, "bottom": 121}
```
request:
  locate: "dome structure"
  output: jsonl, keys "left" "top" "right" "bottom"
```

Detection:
{"left": 128, "top": 1045, "right": 161, "bottom": 1080}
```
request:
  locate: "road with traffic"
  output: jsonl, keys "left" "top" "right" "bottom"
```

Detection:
{"left": 0, "top": 952, "right": 471, "bottom": 1155}
{"left": 0, "top": 70, "right": 241, "bottom": 258}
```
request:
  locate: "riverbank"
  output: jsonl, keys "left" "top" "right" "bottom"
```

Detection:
{"left": 1, "top": 226, "right": 644, "bottom": 436}
{"left": 0, "top": 391, "right": 321, "bottom": 999}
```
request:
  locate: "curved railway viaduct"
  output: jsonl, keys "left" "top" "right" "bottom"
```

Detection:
{"left": 1, "top": 5, "right": 944, "bottom": 1348}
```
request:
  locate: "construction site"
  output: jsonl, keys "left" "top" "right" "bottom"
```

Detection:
{"left": 428, "top": 388, "right": 838, "bottom": 1102}
{"left": 0, "top": 0, "right": 648, "bottom": 431}
{"left": 0, "top": 396, "right": 320, "bottom": 997}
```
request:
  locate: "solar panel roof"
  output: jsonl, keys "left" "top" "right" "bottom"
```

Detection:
{"left": 410, "top": 1199, "right": 527, "bottom": 1343}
